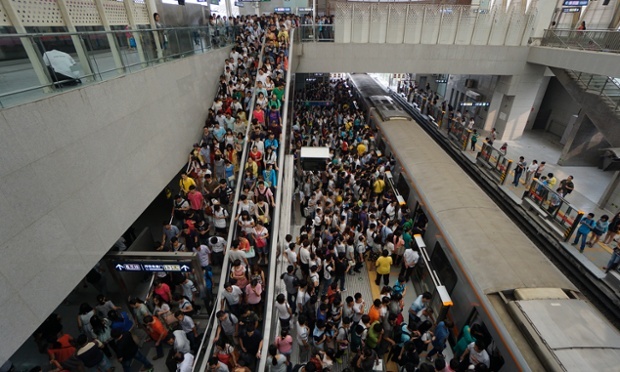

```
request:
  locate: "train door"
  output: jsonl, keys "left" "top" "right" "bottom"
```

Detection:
{"left": 461, "top": 308, "right": 506, "bottom": 371}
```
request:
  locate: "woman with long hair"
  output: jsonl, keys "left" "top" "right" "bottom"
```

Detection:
{"left": 89, "top": 315, "right": 113, "bottom": 357}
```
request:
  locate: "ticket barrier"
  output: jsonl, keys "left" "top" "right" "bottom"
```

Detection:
{"left": 522, "top": 179, "right": 584, "bottom": 241}
{"left": 476, "top": 142, "right": 513, "bottom": 185}
{"left": 447, "top": 119, "right": 472, "bottom": 151}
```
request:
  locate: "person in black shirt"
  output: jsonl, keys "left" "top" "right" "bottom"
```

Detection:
{"left": 239, "top": 326, "right": 263, "bottom": 370}
{"left": 111, "top": 329, "right": 153, "bottom": 372}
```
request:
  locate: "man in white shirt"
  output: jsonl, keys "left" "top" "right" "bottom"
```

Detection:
{"left": 209, "top": 236, "right": 227, "bottom": 266}
{"left": 400, "top": 246, "right": 420, "bottom": 283}
{"left": 193, "top": 244, "right": 211, "bottom": 269}
{"left": 175, "top": 352, "right": 194, "bottom": 372}
{"left": 461, "top": 340, "right": 490, "bottom": 369}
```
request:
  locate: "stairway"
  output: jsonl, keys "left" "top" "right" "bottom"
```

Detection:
{"left": 551, "top": 67, "right": 620, "bottom": 147}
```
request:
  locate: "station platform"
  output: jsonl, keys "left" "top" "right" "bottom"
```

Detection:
{"left": 373, "top": 71, "right": 619, "bottom": 277}
{"left": 461, "top": 130, "right": 617, "bottom": 273}
{"left": 272, "top": 203, "right": 455, "bottom": 371}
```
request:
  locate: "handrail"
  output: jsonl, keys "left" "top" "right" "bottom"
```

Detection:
{"left": 257, "top": 27, "right": 295, "bottom": 372}
{"left": 0, "top": 25, "right": 238, "bottom": 109}
{"left": 0, "top": 25, "right": 237, "bottom": 38}
{"left": 540, "top": 29, "right": 620, "bottom": 54}
{"left": 197, "top": 33, "right": 268, "bottom": 372}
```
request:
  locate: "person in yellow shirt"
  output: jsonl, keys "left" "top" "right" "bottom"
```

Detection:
{"left": 179, "top": 173, "right": 196, "bottom": 196}
{"left": 375, "top": 250, "right": 392, "bottom": 286}
{"left": 356, "top": 142, "right": 367, "bottom": 156}
{"left": 245, "top": 157, "right": 258, "bottom": 178}
{"left": 373, "top": 176, "right": 386, "bottom": 196}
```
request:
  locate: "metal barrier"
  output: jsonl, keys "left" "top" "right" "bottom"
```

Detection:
{"left": 447, "top": 119, "right": 471, "bottom": 151}
{"left": 477, "top": 142, "right": 512, "bottom": 185}
{"left": 522, "top": 179, "right": 584, "bottom": 241}
{"left": 565, "top": 70, "right": 620, "bottom": 114}
{"left": 540, "top": 29, "right": 620, "bottom": 54}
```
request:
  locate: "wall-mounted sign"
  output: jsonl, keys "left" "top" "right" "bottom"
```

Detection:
{"left": 562, "top": 7, "right": 582, "bottom": 13}
{"left": 234, "top": 1, "right": 244, "bottom": 6}
{"left": 274, "top": 7, "right": 291, "bottom": 13}
{"left": 114, "top": 261, "right": 192, "bottom": 272}
{"left": 562, "top": 0, "right": 588, "bottom": 6}
{"left": 460, "top": 102, "right": 490, "bottom": 107}
{"left": 298, "top": 7, "right": 312, "bottom": 12}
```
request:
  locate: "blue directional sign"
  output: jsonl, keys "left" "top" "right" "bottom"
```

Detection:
{"left": 114, "top": 262, "right": 192, "bottom": 272}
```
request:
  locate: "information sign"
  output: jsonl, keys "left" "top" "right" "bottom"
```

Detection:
{"left": 562, "top": 7, "right": 581, "bottom": 13}
{"left": 114, "top": 261, "right": 192, "bottom": 272}
{"left": 460, "top": 102, "right": 490, "bottom": 107}
{"left": 274, "top": 7, "right": 291, "bottom": 13}
{"left": 562, "top": 0, "right": 588, "bottom": 6}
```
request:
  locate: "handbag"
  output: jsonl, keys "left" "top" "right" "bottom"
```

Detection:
{"left": 255, "top": 234, "right": 267, "bottom": 248}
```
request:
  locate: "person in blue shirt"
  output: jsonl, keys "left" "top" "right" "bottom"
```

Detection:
{"left": 263, "top": 163, "right": 277, "bottom": 188}
{"left": 264, "top": 132, "right": 279, "bottom": 151}
{"left": 426, "top": 320, "right": 453, "bottom": 361}
{"left": 572, "top": 213, "right": 597, "bottom": 253}
{"left": 392, "top": 276, "right": 407, "bottom": 297}
{"left": 587, "top": 215, "right": 610, "bottom": 248}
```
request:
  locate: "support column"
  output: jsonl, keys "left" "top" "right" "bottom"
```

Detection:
{"left": 145, "top": 0, "right": 163, "bottom": 60}
{"left": 599, "top": 171, "right": 620, "bottom": 211}
{"left": 485, "top": 65, "right": 550, "bottom": 141}
{"left": 56, "top": 0, "right": 95, "bottom": 80}
{"left": 558, "top": 112, "right": 610, "bottom": 166}
{"left": 123, "top": 0, "right": 148, "bottom": 66}
{"left": 529, "top": 0, "right": 557, "bottom": 39}
{"left": 0, "top": 0, "right": 52, "bottom": 92}
{"left": 93, "top": 0, "right": 126, "bottom": 74}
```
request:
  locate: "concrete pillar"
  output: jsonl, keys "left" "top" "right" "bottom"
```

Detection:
{"left": 0, "top": 0, "right": 52, "bottom": 92}
{"left": 56, "top": 0, "right": 95, "bottom": 80}
{"left": 93, "top": 0, "right": 127, "bottom": 74}
{"left": 145, "top": 0, "right": 164, "bottom": 60}
{"left": 485, "top": 65, "right": 549, "bottom": 141}
{"left": 529, "top": 0, "right": 557, "bottom": 39}
{"left": 123, "top": 0, "right": 148, "bottom": 67}
{"left": 558, "top": 112, "right": 610, "bottom": 166}
{"left": 599, "top": 171, "right": 620, "bottom": 211}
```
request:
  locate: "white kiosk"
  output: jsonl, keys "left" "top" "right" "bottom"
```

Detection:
{"left": 300, "top": 147, "right": 331, "bottom": 171}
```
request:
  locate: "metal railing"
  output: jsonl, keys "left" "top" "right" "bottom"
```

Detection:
{"left": 522, "top": 179, "right": 584, "bottom": 241}
{"left": 0, "top": 26, "right": 238, "bottom": 109}
{"left": 565, "top": 70, "right": 620, "bottom": 113}
{"left": 540, "top": 29, "right": 620, "bottom": 54}
{"left": 476, "top": 142, "right": 512, "bottom": 185}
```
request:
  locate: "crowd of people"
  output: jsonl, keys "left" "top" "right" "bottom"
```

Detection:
{"left": 32, "top": 12, "right": 296, "bottom": 372}
{"left": 210, "top": 78, "right": 497, "bottom": 372}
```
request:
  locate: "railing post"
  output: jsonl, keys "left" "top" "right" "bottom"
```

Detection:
{"left": 600, "top": 78, "right": 608, "bottom": 95}
{"left": 500, "top": 159, "right": 512, "bottom": 185}
{"left": 462, "top": 128, "right": 472, "bottom": 151}
{"left": 565, "top": 211, "right": 584, "bottom": 242}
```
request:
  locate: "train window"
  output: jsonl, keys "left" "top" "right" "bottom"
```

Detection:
{"left": 431, "top": 243, "right": 458, "bottom": 294}
{"left": 397, "top": 173, "right": 411, "bottom": 201}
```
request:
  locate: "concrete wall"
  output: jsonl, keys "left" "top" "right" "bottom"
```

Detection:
{"left": 296, "top": 43, "right": 531, "bottom": 75}
{"left": 531, "top": 77, "right": 581, "bottom": 138}
{"left": 0, "top": 46, "right": 230, "bottom": 363}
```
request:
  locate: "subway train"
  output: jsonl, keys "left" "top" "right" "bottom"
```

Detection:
{"left": 349, "top": 73, "right": 620, "bottom": 372}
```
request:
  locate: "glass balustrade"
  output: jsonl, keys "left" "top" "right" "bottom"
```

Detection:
{"left": 0, "top": 26, "right": 237, "bottom": 109}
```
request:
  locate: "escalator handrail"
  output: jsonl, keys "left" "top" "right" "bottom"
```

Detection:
{"left": 257, "top": 28, "right": 296, "bottom": 372}
{"left": 197, "top": 33, "right": 268, "bottom": 372}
